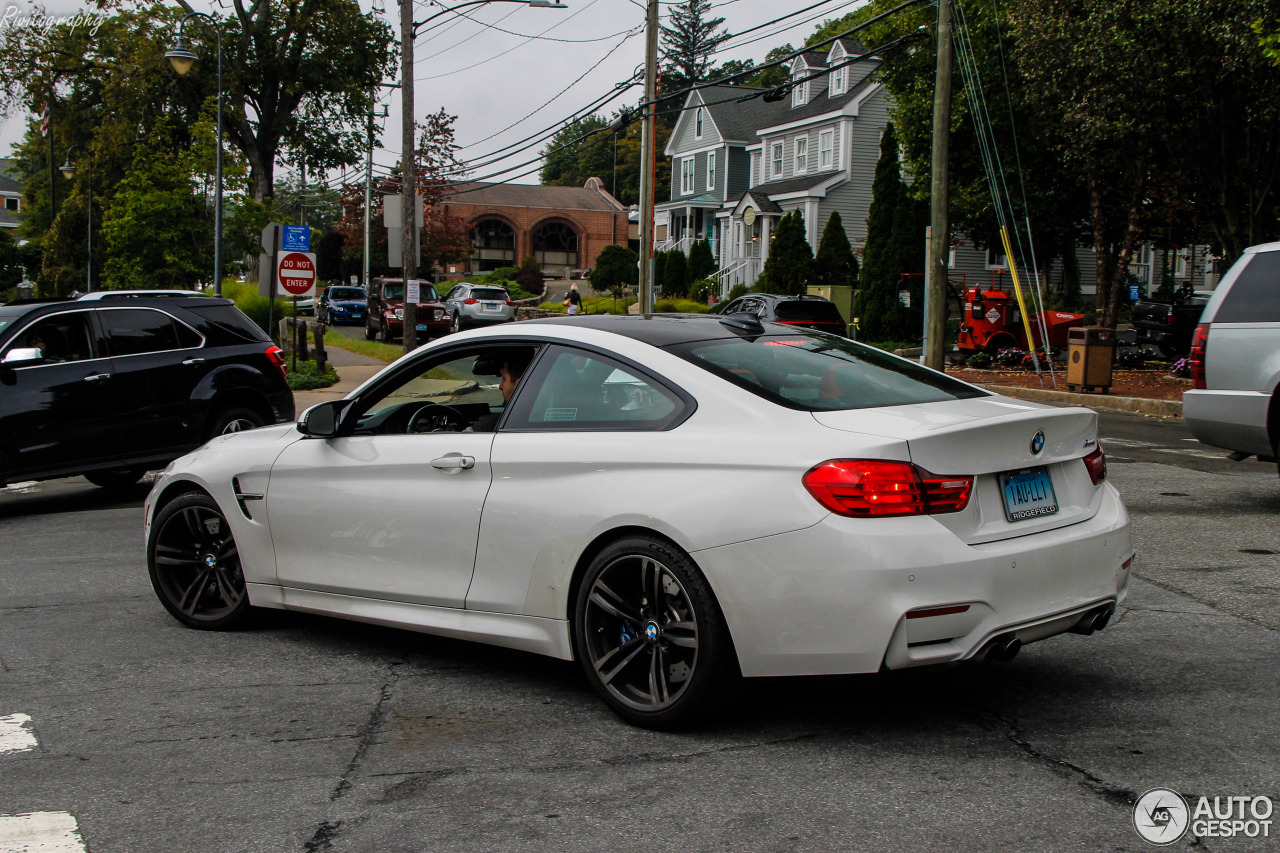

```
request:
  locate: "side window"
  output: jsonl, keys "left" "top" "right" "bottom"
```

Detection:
{"left": 351, "top": 345, "right": 539, "bottom": 435}
{"left": 445, "top": 285, "right": 462, "bottom": 300}
{"left": 10, "top": 312, "right": 97, "bottom": 363}
{"left": 1215, "top": 250, "right": 1280, "bottom": 323}
{"left": 506, "top": 347, "right": 686, "bottom": 431}
{"left": 100, "top": 309, "right": 197, "bottom": 356}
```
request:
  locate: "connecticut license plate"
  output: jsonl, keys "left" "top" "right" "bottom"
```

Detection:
{"left": 999, "top": 466, "right": 1059, "bottom": 522}
{"left": 483, "top": 302, "right": 500, "bottom": 309}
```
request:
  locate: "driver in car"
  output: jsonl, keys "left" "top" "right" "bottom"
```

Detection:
{"left": 470, "top": 348, "right": 535, "bottom": 432}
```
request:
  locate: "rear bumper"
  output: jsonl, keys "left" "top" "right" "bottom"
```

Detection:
{"left": 692, "top": 484, "right": 1132, "bottom": 677}
{"left": 1183, "top": 389, "right": 1273, "bottom": 457}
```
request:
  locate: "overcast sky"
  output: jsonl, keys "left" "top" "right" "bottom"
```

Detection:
{"left": 0, "top": 0, "right": 867, "bottom": 190}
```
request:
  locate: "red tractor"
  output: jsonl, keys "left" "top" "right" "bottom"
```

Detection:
{"left": 956, "top": 277, "right": 1085, "bottom": 355}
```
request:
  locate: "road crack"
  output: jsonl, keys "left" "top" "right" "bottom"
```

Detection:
{"left": 983, "top": 711, "right": 1136, "bottom": 809}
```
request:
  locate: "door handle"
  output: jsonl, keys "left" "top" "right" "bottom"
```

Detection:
{"left": 83, "top": 373, "right": 111, "bottom": 383}
{"left": 430, "top": 455, "right": 475, "bottom": 470}
{"left": 182, "top": 358, "right": 206, "bottom": 366}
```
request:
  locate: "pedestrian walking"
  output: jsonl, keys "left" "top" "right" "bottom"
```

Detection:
{"left": 565, "top": 283, "right": 583, "bottom": 315}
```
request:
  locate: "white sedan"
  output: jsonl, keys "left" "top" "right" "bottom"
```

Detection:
{"left": 143, "top": 313, "right": 1133, "bottom": 729}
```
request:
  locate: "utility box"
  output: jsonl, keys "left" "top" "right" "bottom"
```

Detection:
{"left": 806, "top": 284, "right": 855, "bottom": 334}
{"left": 1066, "top": 326, "right": 1115, "bottom": 392}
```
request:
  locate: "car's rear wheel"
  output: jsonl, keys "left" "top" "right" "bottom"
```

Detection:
{"left": 365, "top": 321, "right": 377, "bottom": 341}
{"left": 207, "top": 406, "right": 264, "bottom": 440}
{"left": 148, "top": 491, "right": 251, "bottom": 630}
{"left": 85, "top": 467, "right": 148, "bottom": 489}
{"left": 573, "top": 535, "right": 736, "bottom": 729}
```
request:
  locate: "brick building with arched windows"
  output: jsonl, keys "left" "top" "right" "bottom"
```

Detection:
{"left": 442, "top": 178, "right": 628, "bottom": 279}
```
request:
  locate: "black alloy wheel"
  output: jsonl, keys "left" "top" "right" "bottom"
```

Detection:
{"left": 207, "top": 406, "right": 264, "bottom": 441}
{"left": 574, "top": 535, "right": 736, "bottom": 729}
{"left": 365, "top": 321, "right": 377, "bottom": 341}
{"left": 148, "top": 491, "right": 251, "bottom": 630}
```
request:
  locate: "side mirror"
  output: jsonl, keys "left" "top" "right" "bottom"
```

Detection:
{"left": 297, "top": 400, "right": 345, "bottom": 437}
{"left": 2, "top": 347, "right": 46, "bottom": 367}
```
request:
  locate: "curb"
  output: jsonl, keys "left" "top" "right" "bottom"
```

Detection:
{"left": 980, "top": 383, "right": 1183, "bottom": 417}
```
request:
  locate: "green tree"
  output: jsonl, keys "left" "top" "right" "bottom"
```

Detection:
{"left": 100, "top": 138, "right": 212, "bottom": 291}
{"left": 652, "top": 249, "right": 668, "bottom": 291}
{"left": 813, "top": 211, "right": 859, "bottom": 289}
{"left": 540, "top": 115, "right": 612, "bottom": 187}
{"left": 688, "top": 239, "right": 716, "bottom": 280}
{"left": 856, "top": 123, "right": 907, "bottom": 340}
{"left": 661, "top": 0, "right": 731, "bottom": 84}
{"left": 761, "top": 210, "right": 813, "bottom": 295}
{"left": 515, "top": 255, "right": 543, "bottom": 293}
{"left": 662, "top": 249, "right": 689, "bottom": 298}
{"left": 590, "top": 243, "right": 638, "bottom": 305}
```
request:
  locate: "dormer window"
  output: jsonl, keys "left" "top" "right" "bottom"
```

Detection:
{"left": 829, "top": 44, "right": 848, "bottom": 96}
{"left": 829, "top": 65, "right": 846, "bottom": 96}
{"left": 695, "top": 107, "right": 704, "bottom": 139}
{"left": 791, "top": 59, "right": 809, "bottom": 107}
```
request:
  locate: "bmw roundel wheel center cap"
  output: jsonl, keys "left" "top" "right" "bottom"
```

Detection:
{"left": 644, "top": 621, "right": 660, "bottom": 642}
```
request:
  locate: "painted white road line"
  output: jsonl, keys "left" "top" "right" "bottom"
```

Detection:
{"left": 0, "top": 715, "right": 36, "bottom": 755}
{"left": 0, "top": 813, "right": 87, "bottom": 853}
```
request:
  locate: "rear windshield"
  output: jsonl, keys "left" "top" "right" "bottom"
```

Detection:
{"left": 1216, "top": 250, "right": 1280, "bottom": 323}
{"left": 773, "top": 301, "right": 845, "bottom": 324}
{"left": 381, "top": 282, "right": 439, "bottom": 301}
{"left": 668, "top": 334, "right": 989, "bottom": 411}
{"left": 470, "top": 288, "right": 509, "bottom": 301}
{"left": 328, "top": 288, "right": 365, "bottom": 301}
{"left": 181, "top": 304, "right": 270, "bottom": 344}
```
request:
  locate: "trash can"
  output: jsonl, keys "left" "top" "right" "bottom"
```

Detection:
{"left": 1066, "top": 326, "right": 1115, "bottom": 392}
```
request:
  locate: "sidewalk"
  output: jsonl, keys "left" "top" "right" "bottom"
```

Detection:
{"left": 292, "top": 346, "right": 387, "bottom": 413}
{"left": 975, "top": 382, "right": 1183, "bottom": 417}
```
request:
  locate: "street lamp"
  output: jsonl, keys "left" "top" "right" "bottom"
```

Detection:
{"left": 166, "top": 13, "right": 225, "bottom": 297}
{"left": 59, "top": 146, "right": 92, "bottom": 292}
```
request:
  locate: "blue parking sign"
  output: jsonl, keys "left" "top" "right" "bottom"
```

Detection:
{"left": 1129, "top": 284, "right": 1140, "bottom": 301}
{"left": 282, "top": 225, "right": 310, "bottom": 252}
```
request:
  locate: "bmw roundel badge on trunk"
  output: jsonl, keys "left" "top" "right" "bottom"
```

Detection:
{"left": 1031, "top": 430, "right": 1046, "bottom": 455}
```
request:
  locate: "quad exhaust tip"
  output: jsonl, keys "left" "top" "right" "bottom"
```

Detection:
{"left": 983, "top": 635, "right": 1022, "bottom": 663}
{"left": 1069, "top": 604, "right": 1115, "bottom": 636}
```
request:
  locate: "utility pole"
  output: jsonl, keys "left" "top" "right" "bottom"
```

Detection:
{"left": 400, "top": 0, "right": 418, "bottom": 353}
{"left": 637, "top": 0, "right": 659, "bottom": 314}
{"left": 925, "top": 0, "right": 954, "bottom": 371}
{"left": 364, "top": 100, "right": 374, "bottom": 290}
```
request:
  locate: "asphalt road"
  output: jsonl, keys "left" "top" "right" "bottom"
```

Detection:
{"left": 0, "top": 410, "right": 1276, "bottom": 853}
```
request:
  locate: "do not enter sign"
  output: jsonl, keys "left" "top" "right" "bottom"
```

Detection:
{"left": 276, "top": 251, "right": 317, "bottom": 297}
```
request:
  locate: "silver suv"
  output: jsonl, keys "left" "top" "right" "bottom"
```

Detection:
{"left": 1183, "top": 242, "right": 1280, "bottom": 467}
{"left": 442, "top": 283, "right": 515, "bottom": 333}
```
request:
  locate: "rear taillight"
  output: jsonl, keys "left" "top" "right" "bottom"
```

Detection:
{"left": 464, "top": 298, "right": 478, "bottom": 304}
{"left": 1083, "top": 444, "right": 1107, "bottom": 485}
{"left": 1189, "top": 323, "right": 1209, "bottom": 389}
{"left": 504, "top": 299, "right": 514, "bottom": 306}
{"left": 1166, "top": 311, "right": 1175, "bottom": 326}
{"left": 803, "top": 459, "right": 973, "bottom": 518}
{"left": 265, "top": 345, "right": 287, "bottom": 379}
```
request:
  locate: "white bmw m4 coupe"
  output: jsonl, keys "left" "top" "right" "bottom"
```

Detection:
{"left": 144, "top": 313, "right": 1133, "bottom": 728}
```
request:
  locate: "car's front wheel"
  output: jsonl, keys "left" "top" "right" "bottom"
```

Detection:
{"left": 573, "top": 535, "right": 737, "bottom": 729}
{"left": 148, "top": 491, "right": 251, "bottom": 630}
{"left": 380, "top": 324, "right": 393, "bottom": 344}
{"left": 207, "top": 406, "right": 264, "bottom": 440}
{"left": 365, "top": 321, "right": 377, "bottom": 341}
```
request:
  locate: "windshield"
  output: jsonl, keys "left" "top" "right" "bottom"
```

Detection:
{"left": 774, "top": 301, "right": 845, "bottom": 324}
{"left": 380, "top": 282, "right": 439, "bottom": 301}
{"left": 328, "top": 288, "right": 365, "bottom": 301}
{"left": 668, "top": 334, "right": 989, "bottom": 411}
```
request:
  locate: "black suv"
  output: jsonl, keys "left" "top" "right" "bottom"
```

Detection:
{"left": 711, "top": 292, "right": 849, "bottom": 337}
{"left": 0, "top": 293, "right": 294, "bottom": 489}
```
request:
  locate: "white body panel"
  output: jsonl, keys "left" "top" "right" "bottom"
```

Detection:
{"left": 145, "top": 321, "right": 1133, "bottom": 677}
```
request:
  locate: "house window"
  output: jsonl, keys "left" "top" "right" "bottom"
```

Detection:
{"left": 707, "top": 150, "right": 716, "bottom": 190}
{"left": 830, "top": 65, "right": 846, "bottom": 96}
{"left": 681, "top": 158, "right": 695, "bottom": 195}
{"left": 695, "top": 108, "right": 704, "bottom": 139}
{"left": 794, "top": 137, "right": 808, "bottom": 174}
{"left": 792, "top": 76, "right": 808, "bottom": 107}
{"left": 987, "top": 247, "right": 1008, "bottom": 270}
{"left": 819, "top": 130, "right": 834, "bottom": 169}
{"left": 771, "top": 142, "right": 783, "bottom": 179}
{"left": 749, "top": 152, "right": 758, "bottom": 188}
{"left": 4, "top": 197, "right": 17, "bottom": 211}
{"left": 1175, "top": 249, "right": 1190, "bottom": 278}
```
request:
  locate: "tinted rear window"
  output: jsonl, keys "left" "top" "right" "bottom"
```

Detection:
{"left": 181, "top": 304, "right": 270, "bottom": 344}
{"left": 1216, "top": 250, "right": 1280, "bottom": 322}
{"left": 773, "top": 301, "right": 845, "bottom": 324}
{"left": 470, "top": 288, "right": 509, "bottom": 301}
{"left": 668, "top": 335, "right": 988, "bottom": 411}
{"left": 328, "top": 288, "right": 365, "bottom": 301}
{"left": 381, "top": 282, "right": 439, "bottom": 301}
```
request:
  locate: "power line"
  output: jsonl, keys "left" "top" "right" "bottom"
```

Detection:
{"left": 414, "top": 0, "right": 604, "bottom": 78}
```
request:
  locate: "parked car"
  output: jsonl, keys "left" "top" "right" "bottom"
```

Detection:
{"left": 318, "top": 286, "right": 368, "bottom": 326}
{"left": 1183, "top": 242, "right": 1280, "bottom": 467}
{"left": 442, "top": 282, "right": 515, "bottom": 332}
{"left": 0, "top": 294, "right": 293, "bottom": 489}
{"left": 364, "top": 277, "right": 449, "bottom": 343}
{"left": 144, "top": 313, "right": 1131, "bottom": 728}
{"left": 710, "top": 292, "right": 849, "bottom": 337}
{"left": 1131, "top": 286, "right": 1211, "bottom": 357}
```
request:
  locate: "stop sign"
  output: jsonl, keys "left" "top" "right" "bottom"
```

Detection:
{"left": 276, "top": 251, "right": 316, "bottom": 297}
